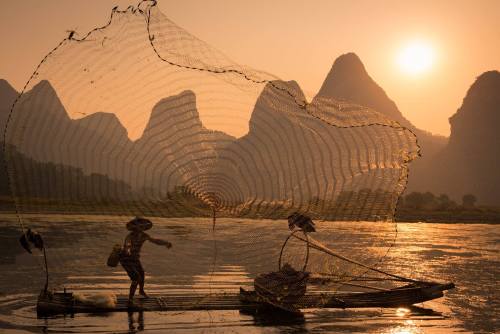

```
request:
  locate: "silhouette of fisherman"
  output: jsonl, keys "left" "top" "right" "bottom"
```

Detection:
{"left": 119, "top": 217, "right": 172, "bottom": 304}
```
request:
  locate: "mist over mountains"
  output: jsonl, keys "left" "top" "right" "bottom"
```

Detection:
{"left": 1, "top": 56, "right": 498, "bottom": 206}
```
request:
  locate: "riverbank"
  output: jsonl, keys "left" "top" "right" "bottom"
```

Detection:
{"left": 395, "top": 208, "right": 500, "bottom": 224}
{"left": 2, "top": 196, "right": 500, "bottom": 223}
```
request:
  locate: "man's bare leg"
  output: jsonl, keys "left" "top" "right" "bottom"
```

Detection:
{"left": 129, "top": 281, "right": 138, "bottom": 304}
{"left": 138, "top": 275, "right": 148, "bottom": 298}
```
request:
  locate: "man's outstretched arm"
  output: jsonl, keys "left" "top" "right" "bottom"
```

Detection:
{"left": 146, "top": 235, "right": 172, "bottom": 248}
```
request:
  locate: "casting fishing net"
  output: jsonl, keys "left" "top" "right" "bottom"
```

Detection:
{"left": 3, "top": 1, "right": 419, "bottom": 313}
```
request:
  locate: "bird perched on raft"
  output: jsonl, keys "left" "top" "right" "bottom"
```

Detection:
{"left": 287, "top": 213, "right": 316, "bottom": 233}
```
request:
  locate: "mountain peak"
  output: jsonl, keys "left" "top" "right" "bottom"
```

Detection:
{"left": 0, "top": 79, "right": 19, "bottom": 136}
{"left": 0, "top": 79, "right": 17, "bottom": 95}
{"left": 0, "top": 79, "right": 18, "bottom": 109}
{"left": 432, "top": 70, "right": 500, "bottom": 205}
{"left": 22, "top": 80, "right": 61, "bottom": 107}
{"left": 314, "top": 53, "right": 411, "bottom": 128}
{"left": 264, "top": 80, "right": 306, "bottom": 107}
{"left": 31, "top": 79, "right": 54, "bottom": 92}
{"left": 475, "top": 70, "right": 500, "bottom": 83}
{"left": 463, "top": 70, "right": 500, "bottom": 104}
{"left": 152, "top": 90, "right": 197, "bottom": 114}
{"left": 316, "top": 53, "right": 375, "bottom": 99}
{"left": 76, "top": 112, "right": 129, "bottom": 140}
{"left": 19, "top": 80, "right": 69, "bottom": 120}
{"left": 449, "top": 70, "right": 500, "bottom": 142}
{"left": 141, "top": 90, "right": 200, "bottom": 139}
{"left": 330, "top": 52, "right": 368, "bottom": 78}
{"left": 248, "top": 80, "right": 307, "bottom": 133}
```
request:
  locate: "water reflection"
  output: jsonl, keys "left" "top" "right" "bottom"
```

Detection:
{"left": 0, "top": 216, "right": 498, "bottom": 333}
{"left": 127, "top": 311, "right": 144, "bottom": 333}
{"left": 240, "top": 308, "right": 306, "bottom": 328}
{"left": 395, "top": 307, "right": 410, "bottom": 317}
{"left": 386, "top": 328, "right": 418, "bottom": 334}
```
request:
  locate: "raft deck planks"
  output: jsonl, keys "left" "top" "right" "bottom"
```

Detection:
{"left": 37, "top": 282, "right": 454, "bottom": 316}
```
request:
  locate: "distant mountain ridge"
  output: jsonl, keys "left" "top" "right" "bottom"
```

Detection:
{"left": 1, "top": 63, "right": 498, "bottom": 205}
{"left": 132, "top": 90, "right": 234, "bottom": 195}
{"left": 426, "top": 71, "right": 500, "bottom": 205}
{"left": 3, "top": 80, "right": 133, "bottom": 182}
{"left": 213, "top": 79, "right": 414, "bottom": 218}
{"left": 0, "top": 76, "right": 413, "bottom": 219}
{"left": 1, "top": 80, "right": 235, "bottom": 199}
{"left": 315, "top": 54, "right": 500, "bottom": 204}
{"left": 313, "top": 53, "right": 448, "bottom": 193}
{"left": 0, "top": 141, "right": 133, "bottom": 201}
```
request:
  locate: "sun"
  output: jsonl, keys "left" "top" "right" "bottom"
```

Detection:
{"left": 397, "top": 41, "right": 435, "bottom": 75}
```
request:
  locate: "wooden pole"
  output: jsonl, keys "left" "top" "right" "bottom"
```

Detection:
{"left": 43, "top": 247, "right": 49, "bottom": 291}
{"left": 212, "top": 207, "right": 216, "bottom": 231}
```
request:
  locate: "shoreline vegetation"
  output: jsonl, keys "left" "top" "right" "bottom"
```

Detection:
{"left": 1, "top": 143, "right": 497, "bottom": 223}
{"left": 395, "top": 191, "right": 500, "bottom": 224}
{"left": 1, "top": 190, "right": 499, "bottom": 224}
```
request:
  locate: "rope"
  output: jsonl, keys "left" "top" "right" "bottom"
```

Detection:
{"left": 292, "top": 234, "right": 418, "bottom": 283}
{"left": 278, "top": 230, "right": 309, "bottom": 272}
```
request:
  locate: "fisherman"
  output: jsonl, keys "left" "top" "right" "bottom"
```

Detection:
{"left": 120, "top": 217, "right": 172, "bottom": 304}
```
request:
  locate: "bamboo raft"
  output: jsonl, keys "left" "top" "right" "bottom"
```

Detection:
{"left": 34, "top": 228, "right": 455, "bottom": 317}
{"left": 36, "top": 281, "right": 454, "bottom": 317}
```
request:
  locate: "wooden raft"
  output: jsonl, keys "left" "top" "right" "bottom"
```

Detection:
{"left": 37, "top": 282, "right": 454, "bottom": 316}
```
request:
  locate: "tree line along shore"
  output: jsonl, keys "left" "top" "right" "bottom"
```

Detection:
{"left": 1, "top": 190, "right": 499, "bottom": 224}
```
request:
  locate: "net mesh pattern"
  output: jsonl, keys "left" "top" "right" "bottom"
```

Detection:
{"left": 3, "top": 1, "right": 420, "bottom": 308}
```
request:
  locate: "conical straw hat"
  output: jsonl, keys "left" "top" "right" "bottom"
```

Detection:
{"left": 126, "top": 217, "right": 153, "bottom": 231}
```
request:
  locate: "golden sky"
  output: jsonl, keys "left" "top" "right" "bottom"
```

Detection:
{"left": 1, "top": 0, "right": 498, "bottom": 136}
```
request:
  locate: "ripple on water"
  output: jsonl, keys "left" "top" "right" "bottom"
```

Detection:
{"left": 0, "top": 217, "right": 498, "bottom": 333}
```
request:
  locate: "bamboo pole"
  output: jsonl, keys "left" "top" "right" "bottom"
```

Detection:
{"left": 292, "top": 234, "right": 418, "bottom": 283}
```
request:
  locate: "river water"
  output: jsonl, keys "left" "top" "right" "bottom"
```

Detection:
{"left": 0, "top": 214, "right": 498, "bottom": 333}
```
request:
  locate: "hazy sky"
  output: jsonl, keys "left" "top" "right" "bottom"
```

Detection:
{"left": 1, "top": 0, "right": 498, "bottom": 136}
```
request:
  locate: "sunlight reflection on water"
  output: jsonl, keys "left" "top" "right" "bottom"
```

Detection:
{"left": 396, "top": 307, "right": 411, "bottom": 317}
{"left": 0, "top": 214, "right": 498, "bottom": 333}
